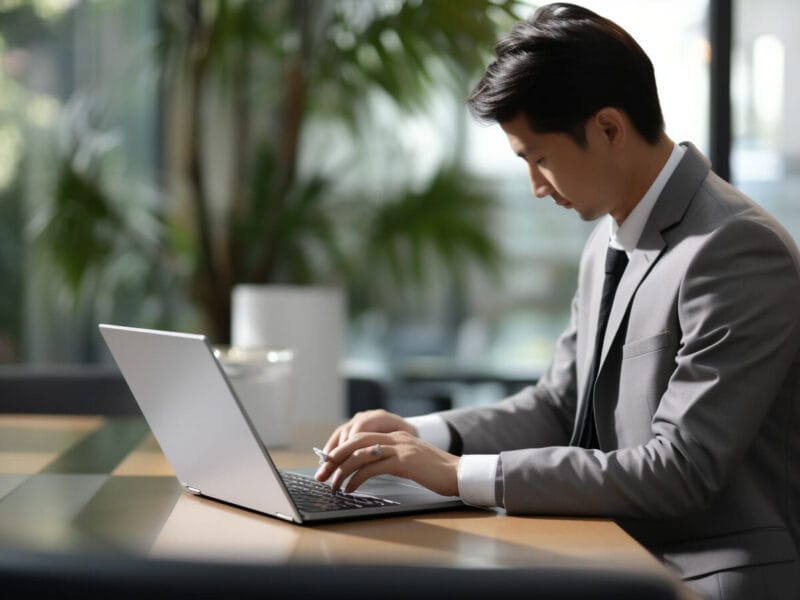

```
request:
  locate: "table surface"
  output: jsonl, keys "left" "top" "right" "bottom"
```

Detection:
{"left": 0, "top": 414, "right": 694, "bottom": 597}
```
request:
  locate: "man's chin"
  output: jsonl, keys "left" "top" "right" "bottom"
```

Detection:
{"left": 575, "top": 209, "right": 605, "bottom": 222}
{"left": 550, "top": 199, "right": 604, "bottom": 222}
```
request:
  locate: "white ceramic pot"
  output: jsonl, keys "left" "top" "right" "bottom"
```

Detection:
{"left": 231, "top": 285, "right": 346, "bottom": 427}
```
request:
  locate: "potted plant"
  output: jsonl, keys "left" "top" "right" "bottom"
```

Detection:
{"left": 39, "top": 0, "right": 520, "bottom": 348}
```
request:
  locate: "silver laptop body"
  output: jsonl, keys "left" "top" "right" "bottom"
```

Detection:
{"left": 99, "top": 324, "right": 463, "bottom": 524}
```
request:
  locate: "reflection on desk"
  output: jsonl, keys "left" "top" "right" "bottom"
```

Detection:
{"left": 0, "top": 415, "right": 695, "bottom": 599}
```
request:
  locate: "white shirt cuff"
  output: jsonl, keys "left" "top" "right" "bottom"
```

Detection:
{"left": 457, "top": 454, "right": 500, "bottom": 507}
{"left": 407, "top": 414, "right": 451, "bottom": 450}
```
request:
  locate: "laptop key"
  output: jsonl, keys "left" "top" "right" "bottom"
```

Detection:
{"left": 281, "top": 471, "right": 398, "bottom": 513}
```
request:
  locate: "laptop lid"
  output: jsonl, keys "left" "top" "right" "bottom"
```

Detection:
{"left": 99, "top": 324, "right": 463, "bottom": 525}
{"left": 99, "top": 324, "right": 301, "bottom": 523}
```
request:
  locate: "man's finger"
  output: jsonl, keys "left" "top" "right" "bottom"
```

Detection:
{"left": 327, "top": 431, "right": 387, "bottom": 464}
{"left": 322, "top": 424, "right": 346, "bottom": 455}
{"left": 344, "top": 456, "right": 397, "bottom": 493}
{"left": 325, "top": 434, "right": 392, "bottom": 488}
{"left": 324, "top": 423, "right": 351, "bottom": 455}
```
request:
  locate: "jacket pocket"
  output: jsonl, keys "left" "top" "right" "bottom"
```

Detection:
{"left": 622, "top": 330, "right": 672, "bottom": 359}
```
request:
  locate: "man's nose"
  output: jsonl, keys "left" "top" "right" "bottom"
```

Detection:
{"left": 528, "top": 164, "right": 552, "bottom": 198}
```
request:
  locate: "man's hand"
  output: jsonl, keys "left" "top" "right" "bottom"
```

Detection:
{"left": 314, "top": 430, "right": 460, "bottom": 497}
{"left": 321, "top": 409, "right": 417, "bottom": 455}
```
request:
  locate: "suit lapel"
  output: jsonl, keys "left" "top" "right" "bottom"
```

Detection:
{"left": 579, "top": 229, "right": 608, "bottom": 399}
{"left": 598, "top": 143, "right": 711, "bottom": 375}
{"left": 600, "top": 243, "right": 663, "bottom": 363}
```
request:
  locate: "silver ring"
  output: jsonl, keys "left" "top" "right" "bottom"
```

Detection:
{"left": 370, "top": 443, "right": 382, "bottom": 457}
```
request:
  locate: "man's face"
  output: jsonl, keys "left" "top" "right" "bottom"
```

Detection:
{"left": 499, "top": 113, "right": 617, "bottom": 222}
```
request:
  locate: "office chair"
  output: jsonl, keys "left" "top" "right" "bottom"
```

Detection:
{"left": 347, "top": 376, "right": 388, "bottom": 415}
{"left": 0, "top": 364, "right": 391, "bottom": 418}
{"left": 0, "top": 364, "right": 139, "bottom": 415}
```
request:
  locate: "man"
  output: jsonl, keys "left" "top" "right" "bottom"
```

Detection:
{"left": 315, "top": 4, "right": 800, "bottom": 598}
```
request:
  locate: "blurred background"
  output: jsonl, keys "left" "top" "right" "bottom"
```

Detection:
{"left": 0, "top": 0, "right": 797, "bottom": 415}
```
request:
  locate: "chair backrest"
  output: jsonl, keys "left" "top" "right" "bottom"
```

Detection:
{"left": 0, "top": 547, "right": 678, "bottom": 600}
{"left": 1, "top": 365, "right": 391, "bottom": 418}
{"left": 347, "top": 377, "right": 387, "bottom": 415}
{"left": 0, "top": 365, "right": 139, "bottom": 415}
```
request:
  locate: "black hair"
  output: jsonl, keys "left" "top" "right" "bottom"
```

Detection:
{"left": 467, "top": 3, "right": 665, "bottom": 145}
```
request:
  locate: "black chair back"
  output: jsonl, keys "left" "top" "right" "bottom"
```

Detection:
{"left": 0, "top": 548, "right": 678, "bottom": 600}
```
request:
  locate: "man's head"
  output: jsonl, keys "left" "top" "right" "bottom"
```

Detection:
{"left": 468, "top": 3, "right": 671, "bottom": 223}
{"left": 468, "top": 3, "right": 664, "bottom": 145}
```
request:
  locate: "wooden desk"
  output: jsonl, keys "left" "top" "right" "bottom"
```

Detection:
{"left": 0, "top": 415, "right": 694, "bottom": 597}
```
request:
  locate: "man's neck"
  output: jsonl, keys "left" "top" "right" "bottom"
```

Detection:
{"left": 610, "top": 134, "right": 675, "bottom": 225}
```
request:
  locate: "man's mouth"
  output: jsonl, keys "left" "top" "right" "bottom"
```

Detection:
{"left": 553, "top": 196, "right": 571, "bottom": 208}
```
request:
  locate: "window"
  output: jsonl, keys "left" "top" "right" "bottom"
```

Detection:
{"left": 732, "top": 0, "right": 800, "bottom": 244}
{"left": 0, "top": 1, "right": 160, "bottom": 362}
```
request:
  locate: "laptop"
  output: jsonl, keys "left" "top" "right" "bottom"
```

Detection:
{"left": 99, "top": 324, "right": 464, "bottom": 524}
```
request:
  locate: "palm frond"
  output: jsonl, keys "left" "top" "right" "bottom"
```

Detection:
{"left": 41, "top": 160, "right": 119, "bottom": 291}
{"left": 310, "top": 0, "right": 524, "bottom": 124}
{"left": 355, "top": 165, "right": 504, "bottom": 309}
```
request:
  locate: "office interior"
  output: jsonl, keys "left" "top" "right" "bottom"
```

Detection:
{"left": 0, "top": 0, "right": 794, "bottom": 596}
{"left": 1, "top": 0, "right": 797, "bottom": 404}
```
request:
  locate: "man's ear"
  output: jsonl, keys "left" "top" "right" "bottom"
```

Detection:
{"left": 593, "top": 107, "right": 627, "bottom": 148}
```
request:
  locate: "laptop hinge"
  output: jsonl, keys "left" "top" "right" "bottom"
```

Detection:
{"left": 275, "top": 512, "right": 294, "bottom": 522}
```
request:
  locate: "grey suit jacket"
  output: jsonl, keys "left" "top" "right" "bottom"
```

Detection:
{"left": 442, "top": 143, "right": 800, "bottom": 581}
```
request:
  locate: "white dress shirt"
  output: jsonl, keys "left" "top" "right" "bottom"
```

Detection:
{"left": 409, "top": 143, "right": 686, "bottom": 507}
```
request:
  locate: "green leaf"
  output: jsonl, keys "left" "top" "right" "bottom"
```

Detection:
{"left": 41, "top": 160, "right": 120, "bottom": 291}
{"left": 354, "top": 164, "right": 505, "bottom": 309}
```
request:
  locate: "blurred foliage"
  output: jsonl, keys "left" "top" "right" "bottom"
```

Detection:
{"left": 0, "top": 17, "right": 34, "bottom": 361}
{"left": 47, "top": 158, "right": 119, "bottom": 290}
{"left": 7, "top": 0, "right": 524, "bottom": 344}
{"left": 353, "top": 166, "right": 504, "bottom": 308}
{"left": 156, "top": 0, "right": 521, "bottom": 341}
{"left": 0, "top": 166, "right": 23, "bottom": 361}
{"left": 39, "top": 96, "right": 191, "bottom": 331}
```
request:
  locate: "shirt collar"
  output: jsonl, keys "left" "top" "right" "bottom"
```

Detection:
{"left": 609, "top": 143, "right": 685, "bottom": 254}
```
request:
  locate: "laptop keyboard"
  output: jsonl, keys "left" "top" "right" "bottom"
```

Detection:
{"left": 281, "top": 470, "right": 398, "bottom": 513}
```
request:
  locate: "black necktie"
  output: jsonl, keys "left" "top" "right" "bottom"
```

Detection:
{"left": 577, "top": 246, "right": 629, "bottom": 449}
